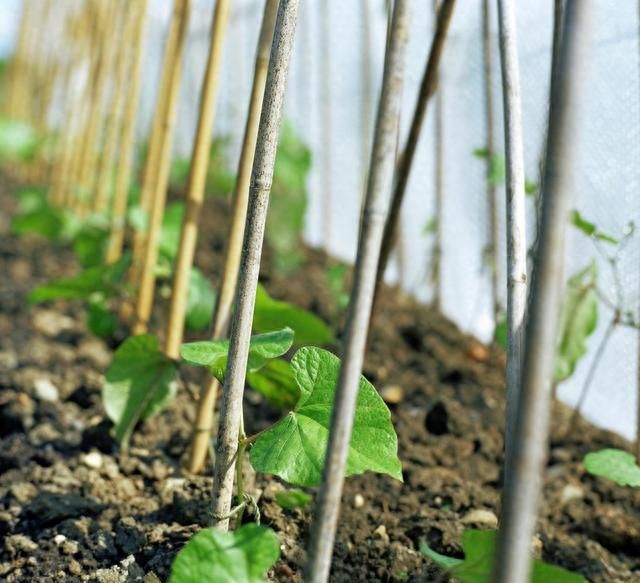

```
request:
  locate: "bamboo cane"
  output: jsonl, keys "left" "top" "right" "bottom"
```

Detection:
{"left": 496, "top": 0, "right": 528, "bottom": 495}
{"left": 105, "top": 0, "right": 150, "bottom": 264}
{"left": 93, "top": 3, "right": 140, "bottom": 216}
{"left": 164, "top": 0, "right": 231, "bottom": 359}
{"left": 305, "top": 2, "right": 411, "bottom": 581}
{"left": 210, "top": 0, "right": 300, "bottom": 530}
{"left": 131, "top": 0, "right": 191, "bottom": 335}
{"left": 4, "top": 0, "right": 33, "bottom": 119}
{"left": 371, "top": 0, "right": 455, "bottom": 310}
{"left": 482, "top": 0, "right": 500, "bottom": 321}
{"left": 493, "top": 3, "right": 594, "bottom": 583}
{"left": 187, "top": 0, "right": 280, "bottom": 475}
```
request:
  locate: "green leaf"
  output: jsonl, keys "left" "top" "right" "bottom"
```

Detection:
{"left": 493, "top": 316, "right": 507, "bottom": 350}
{"left": 250, "top": 347, "right": 402, "bottom": 486}
{"left": 422, "top": 216, "right": 438, "bottom": 235}
{"left": 254, "top": 284, "right": 334, "bottom": 345}
{"left": 325, "top": 264, "right": 350, "bottom": 310}
{"left": 87, "top": 299, "right": 116, "bottom": 338}
{"left": 554, "top": 262, "right": 598, "bottom": 382}
{"left": 584, "top": 449, "right": 640, "bottom": 487}
{"left": 246, "top": 358, "right": 300, "bottom": 409}
{"left": 72, "top": 224, "right": 109, "bottom": 268}
{"left": 525, "top": 178, "right": 538, "bottom": 196}
{"left": 159, "top": 202, "right": 185, "bottom": 261}
{"left": 103, "top": 335, "right": 178, "bottom": 448}
{"left": 180, "top": 328, "right": 294, "bottom": 381}
{"left": 127, "top": 205, "right": 148, "bottom": 232}
{"left": 29, "top": 255, "right": 130, "bottom": 303}
{"left": 185, "top": 267, "right": 216, "bottom": 331}
{"left": 11, "top": 207, "right": 65, "bottom": 239}
{"left": 275, "top": 488, "right": 312, "bottom": 510}
{"left": 571, "top": 210, "right": 619, "bottom": 244}
{"left": 0, "top": 118, "right": 41, "bottom": 161}
{"left": 168, "top": 524, "right": 280, "bottom": 583}
{"left": 421, "top": 529, "right": 586, "bottom": 583}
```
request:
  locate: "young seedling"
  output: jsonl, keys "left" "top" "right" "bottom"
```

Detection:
{"left": 422, "top": 529, "right": 586, "bottom": 583}
{"left": 306, "top": 1, "right": 410, "bottom": 580}
{"left": 583, "top": 449, "right": 640, "bottom": 487}
{"left": 494, "top": 4, "right": 595, "bottom": 583}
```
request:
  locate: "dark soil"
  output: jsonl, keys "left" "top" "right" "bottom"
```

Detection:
{"left": 0, "top": 184, "right": 639, "bottom": 583}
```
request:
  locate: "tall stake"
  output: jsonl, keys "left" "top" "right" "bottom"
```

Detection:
{"left": 372, "top": 0, "right": 456, "bottom": 307}
{"left": 496, "top": 0, "right": 527, "bottom": 487}
{"left": 305, "top": 2, "right": 411, "bottom": 581}
{"left": 188, "top": 0, "right": 279, "bottom": 474}
{"left": 105, "top": 0, "right": 150, "bottom": 264}
{"left": 482, "top": 0, "right": 500, "bottom": 320}
{"left": 432, "top": 7, "right": 444, "bottom": 311}
{"left": 636, "top": 0, "right": 640, "bottom": 464}
{"left": 131, "top": 0, "right": 190, "bottom": 335}
{"left": 164, "top": 0, "right": 231, "bottom": 359}
{"left": 211, "top": 0, "right": 300, "bottom": 530}
{"left": 319, "top": 0, "right": 333, "bottom": 246}
{"left": 493, "top": 3, "right": 594, "bottom": 583}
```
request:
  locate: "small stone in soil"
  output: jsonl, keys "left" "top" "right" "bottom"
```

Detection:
{"left": 33, "top": 378, "right": 59, "bottom": 402}
{"left": 6, "top": 534, "right": 38, "bottom": 555}
{"left": 460, "top": 509, "right": 499, "bottom": 528}
{"left": 354, "top": 494, "right": 365, "bottom": 509}
{"left": 81, "top": 451, "right": 104, "bottom": 469}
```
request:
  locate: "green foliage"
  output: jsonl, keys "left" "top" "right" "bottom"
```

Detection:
{"left": 325, "top": 263, "right": 350, "bottom": 311}
{"left": 554, "top": 262, "right": 598, "bottom": 382}
{"left": 267, "top": 122, "right": 311, "bottom": 272}
{"left": 473, "top": 148, "right": 505, "bottom": 186}
{"left": 168, "top": 524, "right": 280, "bottom": 583}
{"left": 246, "top": 359, "right": 300, "bottom": 409}
{"left": 72, "top": 222, "right": 109, "bottom": 268}
{"left": 584, "top": 449, "right": 640, "bottom": 487}
{"left": 180, "top": 328, "right": 294, "bottom": 382}
{"left": 28, "top": 255, "right": 130, "bottom": 304}
{"left": 423, "top": 216, "right": 438, "bottom": 236}
{"left": 249, "top": 347, "right": 402, "bottom": 486}
{"left": 0, "top": 117, "right": 41, "bottom": 161}
{"left": 185, "top": 267, "right": 216, "bottom": 331}
{"left": 275, "top": 488, "right": 312, "bottom": 510}
{"left": 571, "top": 210, "right": 619, "bottom": 244}
{"left": 254, "top": 284, "right": 334, "bottom": 345}
{"left": 103, "top": 334, "right": 178, "bottom": 449}
{"left": 493, "top": 316, "right": 507, "bottom": 350}
{"left": 421, "top": 529, "right": 586, "bottom": 583}
{"left": 87, "top": 299, "right": 117, "bottom": 338}
{"left": 159, "top": 201, "right": 185, "bottom": 262}
{"left": 11, "top": 206, "right": 66, "bottom": 239}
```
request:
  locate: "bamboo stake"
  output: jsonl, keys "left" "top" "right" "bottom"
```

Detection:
{"left": 131, "top": 0, "right": 191, "bottom": 335}
{"left": 105, "top": 0, "right": 150, "bottom": 264}
{"left": 319, "top": 0, "right": 333, "bottom": 246}
{"left": 496, "top": 0, "right": 527, "bottom": 490}
{"left": 128, "top": 0, "right": 189, "bottom": 287}
{"left": 305, "top": 2, "right": 411, "bottom": 581}
{"left": 372, "top": 0, "right": 456, "bottom": 306}
{"left": 493, "top": 3, "right": 594, "bottom": 583}
{"left": 94, "top": 2, "right": 139, "bottom": 216}
{"left": 636, "top": 0, "right": 640, "bottom": 465}
{"left": 211, "top": 0, "right": 300, "bottom": 530}
{"left": 188, "top": 0, "right": 279, "bottom": 474}
{"left": 5, "top": 0, "right": 33, "bottom": 119}
{"left": 164, "top": 0, "right": 231, "bottom": 359}
{"left": 482, "top": 0, "right": 500, "bottom": 320}
{"left": 432, "top": 0, "right": 444, "bottom": 311}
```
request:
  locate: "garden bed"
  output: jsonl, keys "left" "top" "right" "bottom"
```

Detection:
{"left": 0, "top": 188, "right": 638, "bottom": 583}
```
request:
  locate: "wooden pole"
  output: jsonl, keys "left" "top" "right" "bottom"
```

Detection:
{"left": 188, "top": 0, "right": 279, "bottom": 474}
{"left": 305, "top": 2, "right": 411, "bottom": 581}
{"left": 164, "top": 0, "right": 231, "bottom": 359}
{"left": 210, "top": 0, "right": 300, "bottom": 530}
{"left": 493, "top": 3, "right": 594, "bottom": 582}
{"left": 131, "top": 0, "right": 191, "bottom": 335}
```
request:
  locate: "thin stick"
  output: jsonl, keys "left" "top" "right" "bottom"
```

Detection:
{"left": 188, "top": 0, "right": 279, "bottom": 474}
{"left": 360, "top": 0, "right": 373, "bottom": 193}
{"left": 496, "top": 0, "right": 527, "bottom": 491}
{"left": 493, "top": 4, "right": 594, "bottom": 583}
{"left": 305, "top": 2, "right": 411, "bottom": 581}
{"left": 636, "top": 0, "right": 640, "bottom": 465}
{"left": 319, "top": 0, "right": 333, "bottom": 247}
{"left": 105, "top": 0, "right": 150, "bottom": 264}
{"left": 164, "top": 0, "right": 231, "bottom": 359}
{"left": 211, "top": 0, "right": 300, "bottom": 530}
{"left": 372, "top": 0, "right": 456, "bottom": 307}
{"left": 4, "top": 0, "right": 33, "bottom": 119}
{"left": 131, "top": 0, "right": 191, "bottom": 335}
{"left": 482, "top": 0, "right": 500, "bottom": 320}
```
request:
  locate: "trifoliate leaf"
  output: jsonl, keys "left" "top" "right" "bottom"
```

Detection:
{"left": 180, "top": 328, "right": 294, "bottom": 381}
{"left": 250, "top": 347, "right": 402, "bottom": 486}
{"left": 554, "top": 262, "right": 598, "bottom": 382}
{"left": 584, "top": 449, "right": 640, "bottom": 487}
{"left": 421, "top": 529, "right": 587, "bottom": 583}
{"left": 254, "top": 285, "right": 334, "bottom": 345}
{"left": 168, "top": 524, "right": 280, "bottom": 583}
{"left": 246, "top": 358, "right": 300, "bottom": 409}
{"left": 103, "top": 335, "right": 178, "bottom": 449}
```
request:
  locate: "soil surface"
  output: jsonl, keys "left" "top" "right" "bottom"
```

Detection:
{"left": 0, "top": 182, "right": 639, "bottom": 583}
